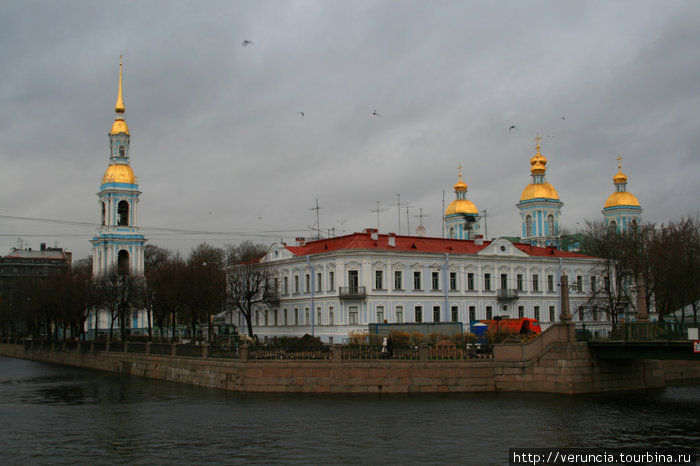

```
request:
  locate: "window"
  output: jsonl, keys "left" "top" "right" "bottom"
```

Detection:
{"left": 449, "top": 272, "right": 457, "bottom": 291}
{"left": 451, "top": 306, "right": 459, "bottom": 322}
{"left": 547, "top": 274, "right": 554, "bottom": 292}
{"left": 484, "top": 273, "right": 491, "bottom": 291}
{"left": 283, "top": 276, "right": 289, "bottom": 294}
{"left": 375, "top": 270, "right": 384, "bottom": 290}
{"left": 117, "top": 250, "right": 130, "bottom": 276}
{"left": 433, "top": 306, "right": 440, "bottom": 322}
{"left": 532, "top": 274, "right": 539, "bottom": 292}
{"left": 273, "top": 309, "right": 278, "bottom": 326}
{"left": 549, "top": 306, "right": 556, "bottom": 322}
{"left": 329, "top": 306, "right": 334, "bottom": 325}
{"left": 349, "top": 306, "right": 358, "bottom": 325}
{"left": 500, "top": 274, "right": 508, "bottom": 290}
{"left": 469, "top": 306, "right": 476, "bottom": 322}
{"left": 348, "top": 270, "right": 359, "bottom": 293}
{"left": 414, "top": 305, "right": 423, "bottom": 323}
{"left": 264, "top": 310, "right": 268, "bottom": 326}
{"left": 284, "top": 309, "right": 288, "bottom": 325}
{"left": 396, "top": 306, "right": 403, "bottom": 324}
{"left": 590, "top": 276, "right": 597, "bottom": 293}
{"left": 329, "top": 271, "right": 335, "bottom": 290}
{"left": 294, "top": 308, "right": 299, "bottom": 325}
{"left": 591, "top": 306, "right": 597, "bottom": 321}
{"left": 413, "top": 271, "right": 422, "bottom": 290}
{"left": 394, "top": 270, "right": 403, "bottom": 290}
{"left": 316, "top": 272, "right": 322, "bottom": 292}
{"left": 518, "top": 306, "right": 524, "bottom": 318}
{"left": 526, "top": 215, "right": 533, "bottom": 237}
{"left": 294, "top": 275, "right": 299, "bottom": 294}
{"left": 377, "top": 305, "right": 384, "bottom": 323}
{"left": 432, "top": 271, "right": 440, "bottom": 291}
{"left": 517, "top": 274, "right": 523, "bottom": 291}
{"left": 578, "top": 306, "right": 585, "bottom": 322}
{"left": 547, "top": 214, "right": 555, "bottom": 235}
{"left": 117, "top": 200, "right": 129, "bottom": 226}
{"left": 255, "top": 310, "right": 259, "bottom": 326}
{"left": 317, "top": 307, "right": 322, "bottom": 326}
{"left": 534, "top": 306, "right": 540, "bottom": 321}
{"left": 486, "top": 306, "right": 493, "bottom": 320}
{"left": 304, "top": 274, "right": 310, "bottom": 293}
{"left": 101, "top": 202, "right": 106, "bottom": 225}
{"left": 467, "top": 273, "right": 475, "bottom": 291}
{"left": 305, "top": 308, "right": 309, "bottom": 325}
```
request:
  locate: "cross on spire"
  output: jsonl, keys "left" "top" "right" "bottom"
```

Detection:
{"left": 616, "top": 154, "right": 623, "bottom": 170}
{"left": 534, "top": 133, "right": 542, "bottom": 151}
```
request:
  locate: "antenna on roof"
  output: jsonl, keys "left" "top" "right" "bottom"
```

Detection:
{"left": 309, "top": 198, "right": 323, "bottom": 239}
{"left": 370, "top": 201, "right": 386, "bottom": 232}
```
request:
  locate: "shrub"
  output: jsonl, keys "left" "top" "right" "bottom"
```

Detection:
{"left": 348, "top": 331, "right": 368, "bottom": 345}
{"left": 410, "top": 332, "right": 426, "bottom": 346}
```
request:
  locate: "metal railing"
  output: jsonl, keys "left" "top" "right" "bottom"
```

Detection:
{"left": 248, "top": 345, "right": 331, "bottom": 360}
{"left": 339, "top": 286, "right": 367, "bottom": 299}
{"left": 576, "top": 322, "right": 699, "bottom": 342}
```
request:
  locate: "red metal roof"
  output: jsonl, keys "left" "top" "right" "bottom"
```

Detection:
{"left": 284, "top": 231, "right": 595, "bottom": 259}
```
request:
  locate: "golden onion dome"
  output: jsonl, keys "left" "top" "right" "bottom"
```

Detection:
{"left": 530, "top": 152, "right": 547, "bottom": 175}
{"left": 454, "top": 173, "right": 468, "bottom": 192}
{"left": 520, "top": 182, "right": 559, "bottom": 202}
{"left": 613, "top": 171, "right": 628, "bottom": 184}
{"left": 110, "top": 118, "right": 129, "bottom": 135}
{"left": 445, "top": 199, "right": 478, "bottom": 216}
{"left": 102, "top": 163, "right": 135, "bottom": 184}
{"left": 604, "top": 191, "right": 640, "bottom": 208}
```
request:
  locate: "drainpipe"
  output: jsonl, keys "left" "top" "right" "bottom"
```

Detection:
{"left": 307, "top": 255, "right": 315, "bottom": 337}
{"left": 444, "top": 253, "right": 449, "bottom": 322}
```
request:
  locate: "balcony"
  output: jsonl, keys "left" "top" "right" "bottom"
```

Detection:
{"left": 339, "top": 286, "right": 366, "bottom": 299}
{"left": 497, "top": 288, "right": 519, "bottom": 301}
{"left": 263, "top": 288, "right": 280, "bottom": 305}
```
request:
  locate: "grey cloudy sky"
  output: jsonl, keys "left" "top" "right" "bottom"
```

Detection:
{"left": 1, "top": 0, "right": 698, "bottom": 261}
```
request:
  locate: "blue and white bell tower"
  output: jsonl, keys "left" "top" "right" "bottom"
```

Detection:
{"left": 90, "top": 59, "right": 146, "bottom": 277}
{"left": 516, "top": 135, "right": 563, "bottom": 248}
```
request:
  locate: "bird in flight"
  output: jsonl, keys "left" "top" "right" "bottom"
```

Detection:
{"left": 299, "top": 112, "right": 304, "bottom": 118}
{"left": 242, "top": 40, "right": 253, "bottom": 46}
{"left": 373, "top": 109, "right": 380, "bottom": 117}
{"left": 561, "top": 116, "right": 565, "bottom": 120}
{"left": 509, "top": 125, "right": 517, "bottom": 131}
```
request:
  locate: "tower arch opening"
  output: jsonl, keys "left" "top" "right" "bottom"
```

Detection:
{"left": 117, "top": 250, "right": 130, "bottom": 275}
{"left": 118, "top": 200, "right": 130, "bottom": 226}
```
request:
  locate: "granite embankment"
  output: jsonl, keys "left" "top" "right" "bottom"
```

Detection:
{"left": 2, "top": 325, "right": 698, "bottom": 394}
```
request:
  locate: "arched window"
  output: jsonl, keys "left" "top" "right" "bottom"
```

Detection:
{"left": 609, "top": 220, "right": 617, "bottom": 232}
{"left": 101, "top": 202, "right": 106, "bottom": 226}
{"left": 119, "top": 146, "right": 125, "bottom": 157}
{"left": 118, "top": 250, "right": 130, "bottom": 276}
{"left": 449, "top": 226, "right": 455, "bottom": 239}
{"left": 547, "top": 214, "right": 555, "bottom": 235}
{"left": 525, "top": 215, "right": 533, "bottom": 237}
{"left": 118, "top": 201, "right": 129, "bottom": 226}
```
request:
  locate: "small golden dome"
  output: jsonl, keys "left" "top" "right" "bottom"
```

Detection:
{"left": 454, "top": 173, "right": 468, "bottom": 192}
{"left": 604, "top": 191, "right": 640, "bottom": 208}
{"left": 445, "top": 199, "right": 478, "bottom": 216}
{"left": 102, "top": 163, "right": 135, "bottom": 184}
{"left": 520, "top": 182, "right": 559, "bottom": 202}
{"left": 530, "top": 152, "right": 547, "bottom": 175}
{"left": 110, "top": 118, "right": 129, "bottom": 135}
{"left": 613, "top": 171, "right": 628, "bottom": 184}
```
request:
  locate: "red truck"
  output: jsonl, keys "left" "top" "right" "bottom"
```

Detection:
{"left": 481, "top": 317, "right": 542, "bottom": 336}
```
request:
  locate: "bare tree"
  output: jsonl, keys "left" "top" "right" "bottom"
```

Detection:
{"left": 224, "top": 242, "right": 271, "bottom": 339}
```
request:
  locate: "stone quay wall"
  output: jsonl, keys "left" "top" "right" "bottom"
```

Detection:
{"left": 1, "top": 326, "right": 697, "bottom": 394}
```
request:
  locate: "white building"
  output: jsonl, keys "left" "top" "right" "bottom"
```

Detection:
{"left": 239, "top": 229, "right": 604, "bottom": 343}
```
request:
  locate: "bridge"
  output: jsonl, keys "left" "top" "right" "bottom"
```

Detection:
{"left": 578, "top": 322, "right": 700, "bottom": 361}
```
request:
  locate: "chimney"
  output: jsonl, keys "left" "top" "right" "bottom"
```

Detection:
{"left": 388, "top": 233, "right": 396, "bottom": 247}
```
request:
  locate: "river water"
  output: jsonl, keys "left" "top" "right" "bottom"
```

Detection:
{"left": 0, "top": 356, "right": 698, "bottom": 465}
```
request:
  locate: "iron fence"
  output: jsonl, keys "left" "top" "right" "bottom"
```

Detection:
{"left": 149, "top": 343, "right": 172, "bottom": 355}
{"left": 208, "top": 344, "right": 240, "bottom": 359}
{"left": 576, "top": 322, "right": 699, "bottom": 342}
{"left": 248, "top": 345, "right": 331, "bottom": 360}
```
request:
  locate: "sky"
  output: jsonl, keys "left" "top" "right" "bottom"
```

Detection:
{"left": 1, "top": 0, "right": 699, "bottom": 261}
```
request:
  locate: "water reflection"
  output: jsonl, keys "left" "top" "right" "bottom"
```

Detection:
{"left": 0, "top": 356, "right": 698, "bottom": 465}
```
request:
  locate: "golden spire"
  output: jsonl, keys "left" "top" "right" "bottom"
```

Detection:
{"left": 110, "top": 56, "right": 129, "bottom": 135}
{"left": 115, "top": 55, "right": 125, "bottom": 114}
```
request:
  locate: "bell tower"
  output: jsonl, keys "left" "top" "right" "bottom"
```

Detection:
{"left": 90, "top": 59, "right": 146, "bottom": 276}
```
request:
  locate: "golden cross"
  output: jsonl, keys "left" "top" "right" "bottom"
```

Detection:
{"left": 616, "top": 154, "right": 623, "bottom": 168}
{"left": 534, "top": 133, "right": 542, "bottom": 151}
{"left": 457, "top": 163, "right": 463, "bottom": 180}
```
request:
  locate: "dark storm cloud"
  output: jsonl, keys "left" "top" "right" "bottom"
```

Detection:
{"left": 1, "top": 0, "right": 698, "bottom": 259}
